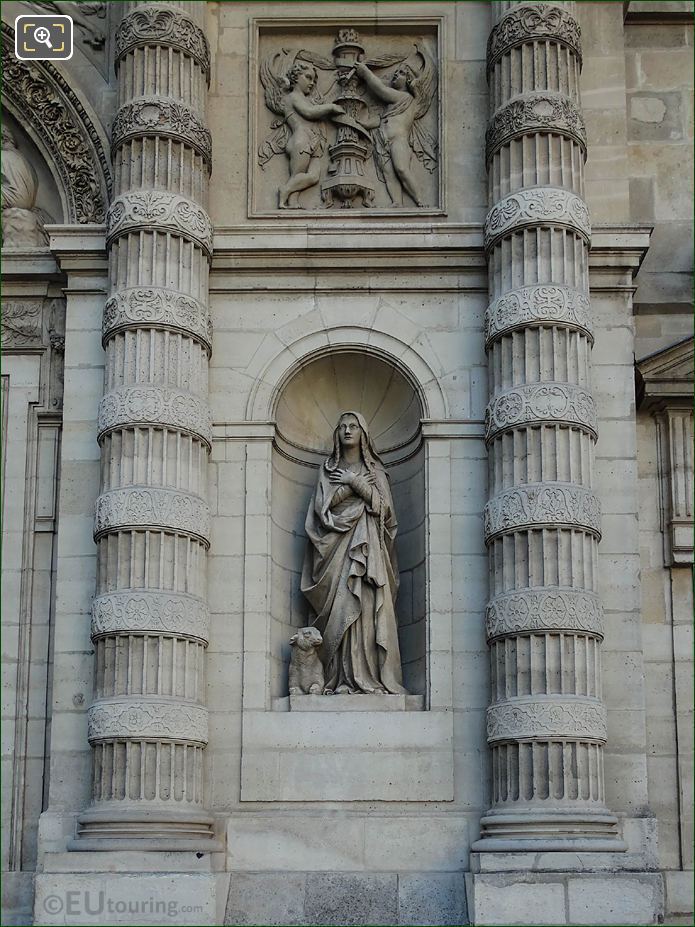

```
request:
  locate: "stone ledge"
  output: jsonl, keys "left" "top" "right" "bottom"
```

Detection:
{"left": 284, "top": 693, "right": 425, "bottom": 712}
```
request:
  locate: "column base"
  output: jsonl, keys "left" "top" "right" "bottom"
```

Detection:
{"left": 472, "top": 809, "right": 627, "bottom": 853}
{"left": 68, "top": 805, "right": 221, "bottom": 852}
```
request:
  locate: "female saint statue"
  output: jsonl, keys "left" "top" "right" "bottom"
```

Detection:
{"left": 301, "top": 412, "right": 408, "bottom": 695}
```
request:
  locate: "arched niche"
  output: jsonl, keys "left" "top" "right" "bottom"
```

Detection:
{"left": 269, "top": 349, "right": 428, "bottom": 699}
{"left": 1, "top": 20, "right": 112, "bottom": 225}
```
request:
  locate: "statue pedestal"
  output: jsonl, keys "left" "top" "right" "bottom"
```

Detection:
{"left": 287, "top": 693, "right": 425, "bottom": 711}
{"left": 240, "top": 706, "right": 453, "bottom": 801}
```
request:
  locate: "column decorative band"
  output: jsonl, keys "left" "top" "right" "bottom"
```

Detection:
{"left": 106, "top": 192, "right": 214, "bottom": 257}
{"left": 487, "top": 4, "right": 582, "bottom": 74}
{"left": 486, "top": 92, "right": 586, "bottom": 163}
{"left": 92, "top": 590, "right": 209, "bottom": 643}
{"left": 485, "top": 284, "right": 592, "bottom": 346}
{"left": 486, "top": 588, "right": 604, "bottom": 641}
{"left": 98, "top": 386, "right": 212, "bottom": 447}
{"left": 115, "top": 5, "right": 210, "bottom": 79}
{"left": 88, "top": 697, "right": 208, "bottom": 744}
{"left": 484, "top": 482, "right": 601, "bottom": 542}
{"left": 484, "top": 188, "right": 591, "bottom": 251}
{"left": 487, "top": 696, "right": 607, "bottom": 744}
{"left": 102, "top": 287, "right": 212, "bottom": 353}
{"left": 485, "top": 382, "right": 597, "bottom": 443}
{"left": 111, "top": 97, "right": 212, "bottom": 167}
{"left": 94, "top": 487, "right": 210, "bottom": 544}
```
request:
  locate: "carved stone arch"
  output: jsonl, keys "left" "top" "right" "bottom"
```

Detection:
{"left": 1, "top": 20, "right": 112, "bottom": 223}
{"left": 246, "top": 325, "right": 449, "bottom": 424}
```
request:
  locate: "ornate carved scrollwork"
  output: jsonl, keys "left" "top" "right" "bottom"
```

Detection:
{"left": 486, "top": 92, "right": 586, "bottom": 163}
{"left": 91, "top": 590, "right": 209, "bottom": 643}
{"left": 87, "top": 697, "right": 208, "bottom": 744}
{"left": 487, "top": 696, "right": 607, "bottom": 744}
{"left": 111, "top": 97, "right": 212, "bottom": 168}
{"left": 486, "top": 587, "right": 604, "bottom": 642}
{"left": 98, "top": 386, "right": 212, "bottom": 447}
{"left": 487, "top": 4, "right": 582, "bottom": 74}
{"left": 106, "top": 192, "right": 214, "bottom": 257}
{"left": 484, "top": 482, "right": 601, "bottom": 542}
{"left": 485, "top": 382, "right": 597, "bottom": 443}
{"left": 94, "top": 486, "right": 210, "bottom": 544}
{"left": 1, "top": 22, "right": 111, "bottom": 222}
{"left": 102, "top": 287, "right": 212, "bottom": 353}
{"left": 484, "top": 188, "right": 591, "bottom": 251}
{"left": 485, "top": 284, "right": 593, "bottom": 347}
{"left": 115, "top": 5, "right": 210, "bottom": 81}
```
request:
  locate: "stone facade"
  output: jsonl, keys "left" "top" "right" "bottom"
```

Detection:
{"left": 1, "top": 2, "right": 692, "bottom": 926}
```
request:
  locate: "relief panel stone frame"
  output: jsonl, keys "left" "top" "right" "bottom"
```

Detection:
{"left": 248, "top": 16, "right": 446, "bottom": 218}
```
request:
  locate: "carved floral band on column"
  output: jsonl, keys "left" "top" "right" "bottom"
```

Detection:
{"left": 98, "top": 387, "right": 213, "bottom": 447}
{"left": 91, "top": 590, "right": 209, "bottom": 643}
{"left": 111, "top": 97, "right": 213, "bottom": 167}
{"left": 485, "top": 284, "right": 593, "bottom": 346}
{"left": 114, "top": 5, "right": 210, "bottom": 80}
{"left": 484, "top": 483, "right": 602, "bottom": 542}
{"left": 486, "top": 91, "right": 587, "bottom": 163}
{"left": 102, "top": 288, "right": 212, "bottom": 353}
{"left": 486, "top": 587, "right": 604, "bottom": 641}
{"left": 484, "top": 188, "right": 591, "bottom": 251}
{"left": 94, "top": 487, "right": 210, "bottom": 544}
{"left": 106, "top": 192, "right": 214, "bottom": 257}
{"left": 487, "top": 3, "right": 582, "bottom": 73}
{"left": 487, "top": 696, "right": 607, "bottom": 744}
{"left": 87, "top": 698, "right": 209, "bottom": 744}
{"left": 485, "top": 382, "right": 597, "bottom": 443}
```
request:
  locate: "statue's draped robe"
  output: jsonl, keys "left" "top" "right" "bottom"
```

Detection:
{"left": 301, "top": 461, "right": 407, "bottom": 694}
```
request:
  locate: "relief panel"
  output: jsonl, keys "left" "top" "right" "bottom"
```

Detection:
{"left": 251, "top": 20, "right": 442, "bottom": 216}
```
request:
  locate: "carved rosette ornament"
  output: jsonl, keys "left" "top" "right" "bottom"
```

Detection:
{"left": 92, "top": 590, "right": 209, "bottom": 643}
{"left": 476, "top": 1, "right": 622, "bottom": 851}
{"left": 486, "top": 588, "right": 604, "bottom": 641}
{"left": 79, "top": 1, "right": 216, "bottom": 849}
{"left": 88, "top": 699, "right": 209, "bottom": 744}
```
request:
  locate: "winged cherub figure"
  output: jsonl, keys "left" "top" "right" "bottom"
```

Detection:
{"left": 353, "top": 44, "right": 438, "bottom": 207}
{"left": 259, "top": 54, "right": 345, "bottom": 209}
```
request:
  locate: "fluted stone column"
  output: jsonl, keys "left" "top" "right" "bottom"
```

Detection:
{"left": 475, "top": 1, "right": 623, "bottom": 851}
{"left": 74, "top": 1, "right": 214, "bottom": 848}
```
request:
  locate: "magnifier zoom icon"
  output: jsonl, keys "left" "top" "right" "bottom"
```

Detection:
{"left": 34, "top": 25, "right": 53, "bottom": 48}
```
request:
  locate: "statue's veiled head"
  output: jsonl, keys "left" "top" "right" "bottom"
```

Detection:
{"left": 326, "top": 410, "right": 384, "bottom": 473}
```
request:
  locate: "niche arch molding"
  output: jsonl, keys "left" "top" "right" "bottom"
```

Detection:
{"left": 1, "top": 20, "right": 112, "bottom": 224}
{"left": 246, "top": 325, "right": 449, "bottom": 425}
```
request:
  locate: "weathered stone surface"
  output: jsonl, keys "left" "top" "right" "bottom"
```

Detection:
{"left": 567, "top": 874, "right": 664, "bottom": 925}
{"left": 304, "top": 873, "right": 398, "bottom": 927}
{"left": 397, "top": 872, "right": 468, "bottom": 926}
